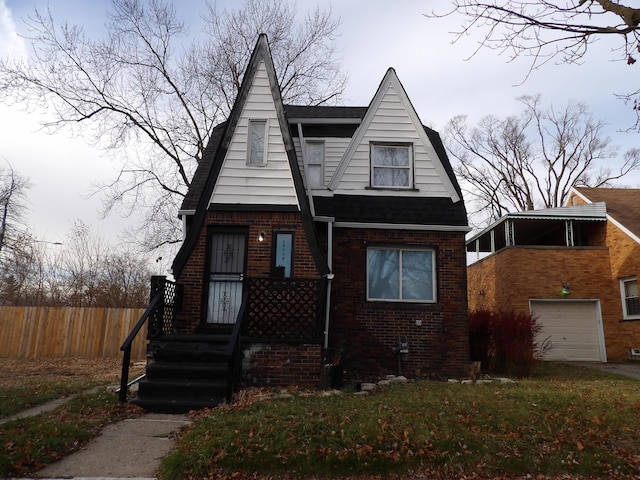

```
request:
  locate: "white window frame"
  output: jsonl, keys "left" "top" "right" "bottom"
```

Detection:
{"left": 366, "top": 247, "right": 436, "bottom": 303}
{"left": 305, "top": 140, "right": 325, "bottom": 188}
{"left": 370, "top": 143, "right": 413, "bottom": 189}
{"left": 247, "top": 119, "right": 268, "bottom": 166}
{"left": 620, "top": 276, "right": 640, "bottom": 320}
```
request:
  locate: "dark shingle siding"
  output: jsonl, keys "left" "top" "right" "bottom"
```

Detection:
{"left": 284, "top": 105, "right": 367, "bottom": 119}
{"left": 314, "top": 195, "right": 467, "bottom": 226}
{"left": 180, "top": 122, "right": 226, "bottom": 212}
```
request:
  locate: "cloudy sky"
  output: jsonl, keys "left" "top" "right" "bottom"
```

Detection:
{"left": 0, "top": 0, "right": 638, "bottom": 248}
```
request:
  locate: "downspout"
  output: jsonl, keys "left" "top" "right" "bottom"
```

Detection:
{"left": 323, "top": 220, "right": 334, "bottom": 349}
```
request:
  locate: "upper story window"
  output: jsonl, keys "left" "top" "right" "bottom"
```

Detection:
{"left": 371, "top": 143, "right": 412, "bottom": 188}
{"left": 306, "top": 140, "right": 325, "bottom": 188}
{"left": 247, "top": 119, "right": 267, "bottom": 166}
{"left": 367, "top": 247, "right": 436, "bottom": 302}
{"left": 621, "top": 277, "right": 640, "bottom": 320}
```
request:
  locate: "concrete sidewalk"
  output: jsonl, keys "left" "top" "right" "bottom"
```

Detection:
{"left": 6, "top": 390, "right": 191, "bottom": 480}
{"left": 31, "top": 413, "right": 191, "bottom": 480}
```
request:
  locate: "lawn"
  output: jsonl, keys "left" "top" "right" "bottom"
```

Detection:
{"left": 0, "top": 357, "right": 142, "bottom": 416}
{"left": 160, "top": 363, "right": 640, "bottom": 479}
{"left": 0, "top": 357, "right": 144, "bottom": 478}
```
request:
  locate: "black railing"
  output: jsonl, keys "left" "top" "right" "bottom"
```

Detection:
{"left": 244, "top": 277, "right": 326, "bottom": 343}
{"left": 225, "top": 290, "right": 250, "bottom": 402}
{"left": 118, "top": 276, "right": 180, "bottom": 402}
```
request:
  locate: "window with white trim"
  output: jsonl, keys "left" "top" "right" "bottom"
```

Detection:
{"left": 247, "top": 120, "right": 267, "bottom": 166}
{"left": 367, "top": 247, "right": 436, "bottom": 302}
{"left": 621, "top": 277, "right": 640, "bottom": 319}
{"left": 371, "top": 143, "right": 412, "bottom": 188}
{"left": 306, "top": 140, "right": 325, "bottom": 187}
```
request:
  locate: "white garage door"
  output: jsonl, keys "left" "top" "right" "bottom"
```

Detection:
{"left": 530, "top": 300, "right": 606, "bottom": 362}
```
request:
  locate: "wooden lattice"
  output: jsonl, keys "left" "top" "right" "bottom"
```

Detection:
{"left": 243, "top": 278, "right": 325, "bottom": 343}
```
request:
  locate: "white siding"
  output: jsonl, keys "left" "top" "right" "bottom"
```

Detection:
{"left": 294, "top": 136, "right": 350, "bottom": 189}
{"left": 335, "top": 83, "right": 449, "bottom": 197}
{"left": 211, "top": 61, "right": 299, "bottom": 208}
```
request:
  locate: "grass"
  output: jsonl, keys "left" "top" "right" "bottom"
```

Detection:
{"left": 0, "top": 387, "right": 142, "bottom": 478}
{"left": 159, "top": 363, "right": 640, "bottom": 479}
{"left": 0, "top": 357, "right": 142, "bottom": 417}
{"left": 0, "top": 357, "right": 145, "bottom": 478}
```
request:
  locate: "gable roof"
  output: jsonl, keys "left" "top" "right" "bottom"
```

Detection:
{"left": 172, "top": 34, "right": 328, "bottom": 277}
{"left": 327, "top": 68, "right": 461, "bottom": 202}
{"left": 572, "top": 187, "right": 640, "bottom": 243}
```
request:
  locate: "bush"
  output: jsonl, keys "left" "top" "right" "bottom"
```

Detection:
{"left": 469, "top": 308, "right": 551, "bottom": 377}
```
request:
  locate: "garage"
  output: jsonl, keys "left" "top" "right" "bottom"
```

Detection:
{"left": 529, "top": 300, "right": 607, "bottom": 362}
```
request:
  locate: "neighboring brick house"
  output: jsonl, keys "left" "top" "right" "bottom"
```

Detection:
{"left": 129, "top": 35, "right": 470, "bottom": 411}
{"left": 467, "top": 186, "right": 640, "bottom": 363}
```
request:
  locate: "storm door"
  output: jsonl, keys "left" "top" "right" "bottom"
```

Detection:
{"left": 206, "top": 232, "right": 246, "bottom": 324}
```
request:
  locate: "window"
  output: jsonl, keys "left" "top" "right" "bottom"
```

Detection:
{"left": 371, "top": 143, "right": 412, "bottom": 188}
{"left": 367, "top": 247, "right": 435, "bottom": 302}
{"left": 306, "top": 141, "right": 325, "bottom": 187}
{"left": 273, "top": 231, "right": 294, "bottom": 278}
{"left": 621, "top": 277, "right": 640, "bottom": 319}
{"left": 247, "top": 120, "right": 267, "bottom": 166}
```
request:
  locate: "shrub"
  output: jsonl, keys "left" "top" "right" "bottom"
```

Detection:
{"left": 469, "top": 308, "right": 551, "bottom": 377}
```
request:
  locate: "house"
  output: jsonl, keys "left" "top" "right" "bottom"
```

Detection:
{"left": 466, "top": 186, "right": 640, "bottom": 364}
{"left": 127, "top": 34, "right": 469, "bottom": 412}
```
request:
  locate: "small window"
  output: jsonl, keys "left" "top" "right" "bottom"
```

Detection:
{"left": 367, "top": 247, "right": 435, "bottom": 302}
{"left": 273, "top": 231, "right": 294, "bottom": 278}
{"left": 306, "top": 141, "right": 325, "bottom": 187}
{"left": 247, "top": 120, "right": 267, "bottom": 166}
{"left": 371, "top": 144, "right": 412, "bottom": 188}
{"left": 621, "top": 277, "right": 640, "bottom": 319}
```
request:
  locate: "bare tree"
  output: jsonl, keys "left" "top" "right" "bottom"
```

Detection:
{"left": 0, "top": 160, "right": 30, "bottom": 254}
{"left": 446, "top": 94, "right": 640, "bottom": 227}
{"left": 430, "top": 1, "right": 640, "bottom": 68}
{"left": 427, "top": 2, "right": 640, "bottom": 125}
{"left": 0, "top": 0, "right": 346, "bottom": 251}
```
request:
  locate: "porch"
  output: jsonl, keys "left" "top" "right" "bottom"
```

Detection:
{"left": 120, "top": 275, "right": 327, "bottom": 412}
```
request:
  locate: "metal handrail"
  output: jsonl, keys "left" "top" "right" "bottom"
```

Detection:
{"left": 225, "top": 290, "right": 249, "bottom": 402}
{"left": 118, "top": 291, "right": 162, "bottom": 402}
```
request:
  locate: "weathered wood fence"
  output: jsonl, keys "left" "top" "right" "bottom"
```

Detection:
{"left": 0, "top": 307, "right": 147, "bottom": 359}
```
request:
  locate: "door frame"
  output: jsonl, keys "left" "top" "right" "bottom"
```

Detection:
{"left": 202, "top": 226, "right": 249, "bottom": 327}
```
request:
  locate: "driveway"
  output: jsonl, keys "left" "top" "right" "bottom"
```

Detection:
{"left": 569, "top": 362, "right": 640, "bottom": 380}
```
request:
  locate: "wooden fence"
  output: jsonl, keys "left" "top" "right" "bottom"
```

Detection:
{"left": 0, "top": 306, "right": 147, "bottom": 359}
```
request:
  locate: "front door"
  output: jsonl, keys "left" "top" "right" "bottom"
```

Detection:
{"left": 206, "top": 231, "right": 246, "bottom": 324}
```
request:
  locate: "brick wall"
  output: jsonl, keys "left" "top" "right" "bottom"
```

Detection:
{"left": 173, "top": 209, "right": 326, "bottom": 386}
{"left": 242, "top": 343, "right": 322, "bottom": 388}
{"left": 466, "top": 246, "right": 640, "bottom": 360}
{"left": 329, "top": 228, "right": 469, "bottom": 380}
{"left": 603, "top": 221, "right": 640, "bottom": 359}
{"left": 175, "top": 210, "right": 323, "bottom": 332}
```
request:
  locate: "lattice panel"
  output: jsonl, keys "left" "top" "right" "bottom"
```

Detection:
{"left": 148, "top": 277, "right": 181, "bottom": 338}
{"left": 244, "top": 278, "right": 325, "bottom": 342}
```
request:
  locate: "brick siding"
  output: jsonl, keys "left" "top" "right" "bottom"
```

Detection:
{"left": 467, "top": 244, "right": 640, "bottom": 361}
{"left": 329, "top": 228, "right": 469, "bottom": 380}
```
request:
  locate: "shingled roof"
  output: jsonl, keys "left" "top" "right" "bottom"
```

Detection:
{"left": 573, "top": 187, "right": 640, "bottom": 241}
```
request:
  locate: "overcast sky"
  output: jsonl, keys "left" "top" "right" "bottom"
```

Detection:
{"left": 1, "top": 0, "right": 638, "bottom": 249}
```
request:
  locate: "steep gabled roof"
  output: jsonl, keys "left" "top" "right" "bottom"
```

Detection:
{"left": 327, "top": 68, "right": 461, "bottom": 202}
{"left": 572, "top": 187, "right": 640, "bottom": 243}
{"left": 172, "top": 34, "right": 328, "bottom": 277}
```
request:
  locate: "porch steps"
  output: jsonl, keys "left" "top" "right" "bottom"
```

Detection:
{"left": 132, "top": 331, "right": 234, "bottom": 413}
